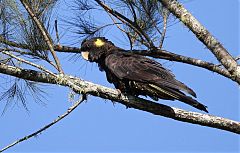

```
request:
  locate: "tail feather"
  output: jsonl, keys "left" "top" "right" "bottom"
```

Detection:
{"left": 149, "top": 84, "right": 208, "bottom": 113}
{"left": 155, "top": 80, "right": 197, "bottom": 98}
{"left": 170, "top": 89, "right": 208, "bottom": 113}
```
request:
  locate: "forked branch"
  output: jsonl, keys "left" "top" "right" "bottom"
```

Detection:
{"left": 20, "top": 0, "right": 64, "bottom": 73}
{"left": 158, "top": 0, "right": 240, "bottom": 81}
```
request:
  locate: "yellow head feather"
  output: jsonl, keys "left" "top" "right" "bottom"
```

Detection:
{"left": 94, "top": 38, "right": 105, "bottom": 47}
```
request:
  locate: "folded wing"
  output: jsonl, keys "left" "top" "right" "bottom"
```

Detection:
{"left": 105, "top": 52, "right": 208, "bottom": 112}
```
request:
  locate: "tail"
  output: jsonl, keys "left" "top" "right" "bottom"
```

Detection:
{"left": 149, "top": 84, "right": 208, "bottom": 113}
{"left": 173, "top": 91, "right": 208, "bottom": 113}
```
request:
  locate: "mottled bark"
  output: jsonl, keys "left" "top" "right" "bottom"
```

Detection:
{"left": 0, "top": 63, "right": 239, "bottom": 134}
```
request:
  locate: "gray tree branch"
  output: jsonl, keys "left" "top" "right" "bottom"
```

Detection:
{"left": 0, "top": 63, "right": 239, "bottom": 134}
{"left": 159, "top": 0, "right": 240, "bottom": 82}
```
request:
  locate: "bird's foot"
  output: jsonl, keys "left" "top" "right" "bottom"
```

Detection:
{"left": 116, "top": 89, "right": 122, "bottom": 98}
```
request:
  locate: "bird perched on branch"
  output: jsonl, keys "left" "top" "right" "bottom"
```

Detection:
{"left": 80, "top": 37, "right": 208, "bottom": 112}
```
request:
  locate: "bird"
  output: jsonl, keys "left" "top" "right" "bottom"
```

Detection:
{"left": 80, "top": 37, "right": 208, "bottom": 112}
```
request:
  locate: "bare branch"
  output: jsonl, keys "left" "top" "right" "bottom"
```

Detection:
{"left": 127, "top": 0, "right": 137, "bottom": 22}
{"left": 54, "top": 20, "right": 60, "bottom": 45}
{"left": 0, "top": 35, "right": 29, "bottom": 49}
{"left": 0, "top": 95, "right": 85, "bottom": 152}
{"left": 0, "top": 63, "right": 239, "bottom": 134}
{"left": 0, "top": 35, "right": 81, "bottom": 54}
{"left": 158, "top": 0, "right": 240, "bottom": 81}
{"left": 235, "top": 56, "right": 240, "bottom": 62}
{"left": 159, "top": 8, "right": 169, "bottom": 48}
{"left": 106, "top": 12, "right": 128, "bottom": 33}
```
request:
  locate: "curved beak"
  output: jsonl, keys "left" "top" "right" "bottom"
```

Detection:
{"left": 81, "top": 51, "right": 89, "bottom": 61}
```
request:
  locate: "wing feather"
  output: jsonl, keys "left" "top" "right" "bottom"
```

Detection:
{"left": 105, "top": 52, "right": 196, "bottom": 97}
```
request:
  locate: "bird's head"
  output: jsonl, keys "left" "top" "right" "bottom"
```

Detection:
{"left": 80, "top": 37, "right": 115, "bottom": 62}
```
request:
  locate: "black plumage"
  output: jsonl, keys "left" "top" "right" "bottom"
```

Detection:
{"left": 80, "top": 37, "right": 208, "bottom": 112}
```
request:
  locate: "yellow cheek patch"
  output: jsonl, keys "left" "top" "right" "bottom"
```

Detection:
{"left": 94, "top": 39, "right": 105, "bottom": 47}
{"left": 81, "top": 51, "right": 89, "bottom": 60}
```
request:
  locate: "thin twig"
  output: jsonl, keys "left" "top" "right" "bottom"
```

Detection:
{"left": 126, "top": 33, "right": 133, "bottom": 50}
{"left": 106, "top": 11, "right": 137, "bottom": 47}
{"left": 7, "top": 48, "right": 59, "bottom": 70}
{"left": 235, "top": 56, "right": 240, "bottom": 61}
{"left": 127, "top": 0, "right": 137, "bottom": 22}
{"left": 0, "top": 96, "right": 85, "bottom": 152}
{"left": 55, "top": 20, "right": 60, "bottom": 45}
{"left": 95, "top": 0, "right": 155, "bottom": 48}
{"left": 1, "top": 50, "right": 56, "bottom": 76}
{"left": 159, "top": 8, "right": 169, "bottom": 49}
{"left": 20, "top": 0, "right": 64, "bottom": 73}
{"left": 107, "top": 12, "right": 128, "bottom": 33}
{"left": 140, "top": 0, "right": 162, "bottom": 36}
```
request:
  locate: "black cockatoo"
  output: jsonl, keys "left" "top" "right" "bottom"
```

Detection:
{"left": 80, "top": 37, "right": 208, "bottom": 112}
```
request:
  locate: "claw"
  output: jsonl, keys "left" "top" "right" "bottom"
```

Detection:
{"left": 116, "top": 89, "right": 122, "bottom": 98}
